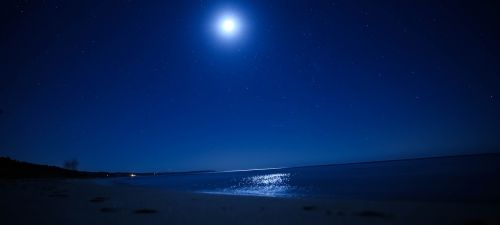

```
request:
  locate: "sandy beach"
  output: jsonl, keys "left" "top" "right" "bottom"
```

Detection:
{"left": 1, "top": 179, "right": 499, "bottom": 225}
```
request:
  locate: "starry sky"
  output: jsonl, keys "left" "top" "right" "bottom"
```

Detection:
{"left": 1, "top": 0, "right": 499, "bottom": 172}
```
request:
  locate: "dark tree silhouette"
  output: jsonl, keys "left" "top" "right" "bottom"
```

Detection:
{"left": 63, "top": 159, "right": 79, "bottom": 170}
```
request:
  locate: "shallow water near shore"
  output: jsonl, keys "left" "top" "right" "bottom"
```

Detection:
{"left": 100, "top": 154, "right": 500, "bottom": 202}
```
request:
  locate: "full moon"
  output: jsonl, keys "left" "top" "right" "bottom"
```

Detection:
{"left": 216, "top": 13, "right": 241, "bottom": 38}
{"left": 222, "top": 19, "right": 236, "bottom": 33}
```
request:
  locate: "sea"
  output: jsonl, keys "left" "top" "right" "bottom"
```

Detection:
{"left": 96, "top": 154, "right": 500, "bottom": 203}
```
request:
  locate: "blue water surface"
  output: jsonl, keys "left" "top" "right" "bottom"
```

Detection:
{"left": 97, "top": 154, "right": 500, "bottom": 203}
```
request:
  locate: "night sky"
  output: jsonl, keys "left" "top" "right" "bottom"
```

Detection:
{"left": 1, "top": 0, "right": 499, "bottom": 172}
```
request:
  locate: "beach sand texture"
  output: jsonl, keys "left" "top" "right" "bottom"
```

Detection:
{"left": 1, "top": 179, "right": 499, "bottom": 225}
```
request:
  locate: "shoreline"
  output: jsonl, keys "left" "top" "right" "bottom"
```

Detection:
{"left": 1, "top": 179, "right": 499, "bottom": 225}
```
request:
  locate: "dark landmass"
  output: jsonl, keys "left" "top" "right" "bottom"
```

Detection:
{"left": 0, "top": 157, "right": 214, "bottom": 179}
{"left": 0, "top": 157, "right": 116, "bottom": 179}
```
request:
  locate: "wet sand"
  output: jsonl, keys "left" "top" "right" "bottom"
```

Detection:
{"left": 0, "top": 179, "right": 499, "bottom": 225}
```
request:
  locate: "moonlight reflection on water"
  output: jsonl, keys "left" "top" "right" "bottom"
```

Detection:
{"left": 220, "top": 173, "right": 293, "bottom": 197}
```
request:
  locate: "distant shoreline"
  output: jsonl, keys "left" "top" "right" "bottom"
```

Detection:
{"left": 285, "top": 152, "right": 500, "bottom": 171}
{"left": 1, "top": 152, "right": 499, "bottom": 179}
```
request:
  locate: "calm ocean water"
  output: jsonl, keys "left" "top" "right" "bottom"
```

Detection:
{"left": 98, "top": 154, "right": 500, "bottom": 203}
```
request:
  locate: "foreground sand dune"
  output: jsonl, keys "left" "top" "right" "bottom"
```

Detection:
{"left": 1, "top": 179, "right": 499, "bottom": 225}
